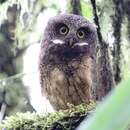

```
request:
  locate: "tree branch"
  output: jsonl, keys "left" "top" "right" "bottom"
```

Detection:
{"left": 112, "top": 0, "right": 124, "bottom": 83}
{"left": 70, "top": 0, "right": 82, "bottom": 15}
{"left": 90, "top": 0, "right": 115, "bottom": 100}
{"left": 90, "top": 0, "right": 103, "bottom": 43}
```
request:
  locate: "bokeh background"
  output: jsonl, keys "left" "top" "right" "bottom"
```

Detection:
{"left": 0, "top": 0, "right": 130, "bottom": 122}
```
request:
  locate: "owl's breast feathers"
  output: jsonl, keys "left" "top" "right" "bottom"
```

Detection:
{"left": 39, "top": 51, "right": 97, "bottom": 110}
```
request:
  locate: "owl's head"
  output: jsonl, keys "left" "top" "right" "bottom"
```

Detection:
{"left": 41, "top": 14, "right": 97, "bottom": 62}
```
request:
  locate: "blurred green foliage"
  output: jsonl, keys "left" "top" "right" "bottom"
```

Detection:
{"left": 0, "top": 0, "right": 63, "bottom": 118}
{"left": 81, "top": 0, "right": 93, "bottom": 20}
{"left": 78, "top": 78, "right": 130, "bottom": 130}
{"left": 0, "top": 0, "right": 7, "bottom": 4}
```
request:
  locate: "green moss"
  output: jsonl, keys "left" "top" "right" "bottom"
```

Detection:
{"left": 0, "top": 102, "right": 96, "bottom": 130}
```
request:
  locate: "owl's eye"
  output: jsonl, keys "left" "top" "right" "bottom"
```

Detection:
{"left": 77, "top": 30, "right": 85, "bottom": 39}
{"left": 77, "top": 27, "right": 91, "bottom": 39}
{"left": 59, "top": 26, "right": 68, "bottom": 35}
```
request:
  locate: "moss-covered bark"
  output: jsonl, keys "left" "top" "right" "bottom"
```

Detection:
{"left": 0, "top": 102, "right": 96, "bottom": 130}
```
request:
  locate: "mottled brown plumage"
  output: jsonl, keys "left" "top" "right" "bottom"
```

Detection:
{"left": 39, "top": 14, "right": 97, "bottom": 110}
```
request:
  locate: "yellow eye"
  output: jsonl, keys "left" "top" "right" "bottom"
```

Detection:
{"left": 77, "top": 30, "right": 85, "bottom": 39}
{"left": 59, "top": 26, "right": 68, "bottom": 35}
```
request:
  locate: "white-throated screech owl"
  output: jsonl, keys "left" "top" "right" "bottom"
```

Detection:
{"left": 39, "top": 14, "right": 97, "bottom": 110}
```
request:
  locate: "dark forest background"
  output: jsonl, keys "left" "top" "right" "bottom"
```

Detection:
{"left": 0, "top": 0, "right": 130, "bottom": 122}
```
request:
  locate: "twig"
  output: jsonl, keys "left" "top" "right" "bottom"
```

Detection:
{"left": 0, "top": 71, "right": 38, "bottom": 84}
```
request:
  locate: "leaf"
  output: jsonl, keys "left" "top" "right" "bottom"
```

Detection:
{"left": 77, "top": 79, "right": 130, "bottom": 130}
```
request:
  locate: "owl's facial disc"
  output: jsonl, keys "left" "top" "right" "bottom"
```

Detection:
{"left": 66, "top": 38, "right": 89, "bottom": 48}
{"left": 51, "top": 38, "right": 89, "bottom": 48}
{"left": 48, "top": 37, "right": 90, "bottom": 61}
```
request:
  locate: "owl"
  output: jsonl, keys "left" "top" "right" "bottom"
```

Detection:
{"left": 39, "top": 14, "right": 97, "bottom": 110}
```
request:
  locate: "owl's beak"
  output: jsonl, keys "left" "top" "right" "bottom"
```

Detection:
{"left": 67, "top": 38, "right": 76, "bottom": 47}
